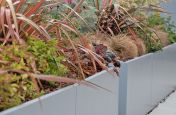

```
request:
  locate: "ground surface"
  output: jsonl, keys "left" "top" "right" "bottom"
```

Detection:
{"left": 149, "top": 91, "right": 176, "bottom": 115}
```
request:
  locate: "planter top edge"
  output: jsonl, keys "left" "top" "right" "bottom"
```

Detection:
{"left": 85, "top": 68, "right": 115, "bottom": 81}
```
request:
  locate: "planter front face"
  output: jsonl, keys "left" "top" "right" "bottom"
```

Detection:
{"left": 76, "top": 70, "right": 119, "bottom": 115}
{"left": 0, "top": 86, "right": 77, "bottom": 115}
{"left": 0, "top": 70, "right": 119, "bottom": 115}
{"left": 151, "top": 45, "right": 176, "bottom": 104}
{"left": 119, "top": 44, "right": 176, "bottom": 115}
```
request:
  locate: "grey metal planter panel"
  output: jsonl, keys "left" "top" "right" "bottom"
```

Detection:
{"left": 76, "top": 70, "right": 119, "bottom": 115}
{"left": 152, "top": 45, "right": 176, "bottom": 105}
{"left": 119, "top": 43, "right": 176, "bottom": 115}
{"left": 0, "top": 86, "right": 77, "bottom": 115}
{"left": 119, "top": 54, "right": 153, "bottom": 115}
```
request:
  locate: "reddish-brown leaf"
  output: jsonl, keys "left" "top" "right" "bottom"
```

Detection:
{"left": 25, "top": 0, "right": 45, "bottom": 17}
{"left": 15, "top": 0, "right": 26, "bottom": 12}
{"left": 0, "top": 7, "right": 6, "bottom": 35}
{"left": 5, "top": 9, "right": 15, "bottom": 39}
{"left": 32, "top": 74, "right": 112, "bottom": 92}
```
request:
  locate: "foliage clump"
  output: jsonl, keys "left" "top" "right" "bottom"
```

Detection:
{"left": 0, "top": 38, "right": 68, "bottom": 111}
{"left": 0, "top": 74, "right": 41, "bottom": 111}
{"left": 27, "top": 38, "right": 69, "bottom": 76}
{"left": 147, "top": 14, "right": 176, "bottom": 45}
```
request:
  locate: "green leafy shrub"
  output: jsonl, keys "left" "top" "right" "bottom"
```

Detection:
{"left": 135, "top": 28, "right": 162, "bottom": 52}
{"left": 147, "top": 14, "right": 176, "bottom": 44}
{"left": 0, "top": 38, "right": 69, "bottom": 111}
{"left": 147, "top": 14, "right": 165, "bottom": 28}
{"left": 27, "top": 37, "right": 69, "bottom": 76}
{"left": 0, "top": 74, "right": 41, "bottom": 111}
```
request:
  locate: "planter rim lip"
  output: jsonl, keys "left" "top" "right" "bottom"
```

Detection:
{"left": 0, "top": 68, "right": 114, "bottom": 114}
{"left": 85, "top": 68, "right": 114, "bottom": 81}
{"left": 121, "top": 43, "right": 176, "bottom": 64}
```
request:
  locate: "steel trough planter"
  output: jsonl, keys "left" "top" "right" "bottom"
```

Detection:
{"left": 0, "top": 69, "right": 119, "bottom": 115}
{"left": 1, "top": 44, "right": 176, "bottom": 115}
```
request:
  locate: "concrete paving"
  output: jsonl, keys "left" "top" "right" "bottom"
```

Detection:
{"left": 149, "top": 91, "right": 176, "bottom": 115}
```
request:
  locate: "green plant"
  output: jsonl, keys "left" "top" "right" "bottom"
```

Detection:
{"left": 164, "top": 16, "right": 176, "bottom": 43}
{"left": 0, "top": 73, "right": 42, "bottom": 111}
{"left": 27, "top": 37, "right": 69, "bottom": 76}
{"left": 147, "top": 13, "right": 165, "bottom": 28}
{"left": 0, "top": 37, "right": 69, "bottom": 111}
{"left": 134, "top": 27, "right": 162, "bottom": 52}
{"left": 147, "top": 14, "right": 176, "bottom": 44}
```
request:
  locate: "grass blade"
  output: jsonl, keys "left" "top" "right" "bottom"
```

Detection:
{"left": 64, "top": 4, "right": 93, "bottom": 32}
{"left": 16, "top": 0, "right": 26, "bottom": 12}
{"left": 5, "top": 0, "right": 19, "bottom": 33}
{"left": 61, "top": 27, "right": 85, "bottom": 79}
{"left": 5, "top": 9, "right": 15, "bottom": 39}
{"left": 0, "top": 7, "right": 6, "bottom": 36}
{"left": 25, "top": 0, "right": 45, "bottom": 17}
{"left": 17, "top": 13, "right": 51, "bottom": 40}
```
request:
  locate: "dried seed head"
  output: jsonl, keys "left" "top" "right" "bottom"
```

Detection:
{"left": 110, "top": 35, "right": 138, "bottom": 60}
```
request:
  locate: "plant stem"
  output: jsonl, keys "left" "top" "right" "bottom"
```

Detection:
{"left": 67, "top": 0, "right": 85, "bottom": 18}
{"left": 95, "top": 0, "right": 99, "bottom": 10}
